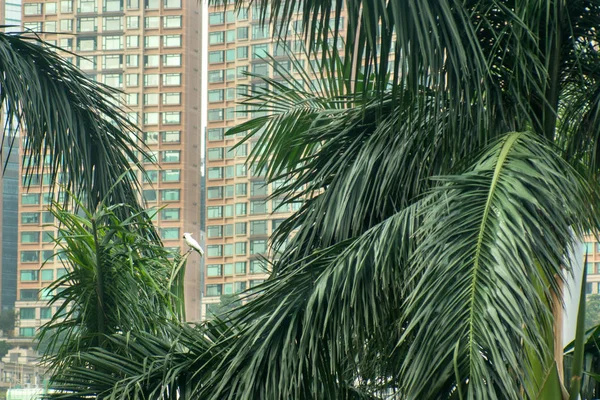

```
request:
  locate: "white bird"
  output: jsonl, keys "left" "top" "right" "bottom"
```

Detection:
{"left": 183, "top": 232, "right": 204, "bottom": 256}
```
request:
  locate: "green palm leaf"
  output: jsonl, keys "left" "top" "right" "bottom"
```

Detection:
{"left": 400, "top": 131, "right": 597, "bottom": 398}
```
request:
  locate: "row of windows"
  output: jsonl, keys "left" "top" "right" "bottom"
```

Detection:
{"left": 20, "top": 287, "right": 58, "bottom": 301}
{"left": 207, "top": 182, "right": 269, "bottom": 198}
{"left": 206, "top": 240, "right": 268, "bottom": 257}
{"left": 93, "top": 72, "right": 182, "bottom": 89}
{"left": 21, "top": 212, "right": 55, "bottom": 225}
{"left": 208, "top": 87, "right": 248, "bottom": 103}
{"left": 207, "top": 220, "right": 274, "bottom": 238}
{"left": 206, "top": 144, "right": 248, "bottom": 160}
{"left": 25, "top": 16, "right": 183, "bottom": 33}
{"left": 207, "top": 201, "right": 300, "bottom": 218}
{"left": 19, "top": 306, "right": 62, "bottom": 322}
{"left": 584, "top": 242, "right": 600, "bottom": 253}
{"left": 207, "top": 106, "right": 248, "bottom": 122}
{"left": 205, "top": 279, "right": 264, "bottom": 297}
{"left": 23, "top": 189, "right": 182, "bottom": 206}
{"left": 140, "top": 151, "right": 181, "bottom": 163}
{"left": 20, "top": 250, "right": 63, "bottom": 263}
{"left": 76, "top": 54, "right": 183, "bottom": 70}
{"left": 45, "top": 35, "right": 181, "bottom": 52}
{"left": 20, "top": 268, "right": 67, "bottom": 282}
{"left": 24, "top": 0, "right": 182, "bottom": 16}
{"left": 20, "top": 232, "right": 59, "bottom": 244}
{"left": 143, "top": 131, "right": 181, "bottom": 144}
{"left": 207, "top": 260, "right": 267, "bottom": 277}
{"left": 207, "top": 165, "right": 248, "bottom": 179}
{"left": 21, "top": 193, "right": 66, "bottom": 206}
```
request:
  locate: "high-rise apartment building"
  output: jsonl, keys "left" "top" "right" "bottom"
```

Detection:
{"left": 0, "top": 0, "right": 21, "bottom": 314}
{"left": 584, "top": 234, "right": 600, "bottom": 295}
{"left": 16, "top": 0, "right": 203, "bottom": 337}
{"left": 204, "top": 4, "right": 310, "bottom": 317}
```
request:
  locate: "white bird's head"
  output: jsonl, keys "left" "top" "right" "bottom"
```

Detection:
{"left": 183, "top": 232, "right": 193, "bottom": 239}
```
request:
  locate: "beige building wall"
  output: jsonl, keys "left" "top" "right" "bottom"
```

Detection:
{"left": 15, "top": 0, "right": 203, "bottom": 337}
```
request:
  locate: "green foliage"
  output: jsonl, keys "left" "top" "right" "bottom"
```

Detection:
{"left": 45, "top": 0, "right": 600, "bottom": 398}
{"left": 0, "top": 340, "right": 12, "bottom": 358}
{"left": 0, "top": 310, "right": 16, "bottom": 336}
{"left": 39, "top": 197, "right": 187, "bottom": 376}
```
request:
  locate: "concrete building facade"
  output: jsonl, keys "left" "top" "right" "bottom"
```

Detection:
{"left": 15, "top": 0, "right": 204, "bottom": 336}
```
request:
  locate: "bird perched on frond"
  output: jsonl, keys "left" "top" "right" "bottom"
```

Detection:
{"left": 183, "top": 232, "right": 204, "bottom": 256}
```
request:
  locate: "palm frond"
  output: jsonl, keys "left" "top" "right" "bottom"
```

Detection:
{"left": 399, "top": 131, "right": 598, "bottom": 398}
{"left": 0, "top": 32, "right": 150, "bottom": 216}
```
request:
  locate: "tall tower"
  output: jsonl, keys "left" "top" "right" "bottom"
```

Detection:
{"left": 16, "top": 0, "right": 203, "bottom": 338}
{"left": 203, "top": 3, "right": 307, "bottom": 318}
{"left": 0, "top": 0, "right": 21, "bottom": 314}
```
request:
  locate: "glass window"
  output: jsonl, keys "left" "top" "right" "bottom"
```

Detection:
{"left": 163, "top": 35, "right": 182, "bottom": 47}
{"left": 21, "top": 232, "right": 40, "bottom": 243}
{"left": 235, "top": 281, "right": 246, "bottom": 293}
{"left": 208, "top": 70, "right": 224, "bottom": 83}
{"left": 61, "top": 0, "right": 73, "bottom": 12}
{"left": 162, "top": 131, "right": 181, "bottom": 143}
{"left": 145, "top": 16, "right": 160, "bottom": 28}
{"left": 224, "top": 244, "right": 233, "bottom": 256}
{"left": 207, "top": 186, "right": 223, "bottom": 199}
{"left": 21, "top": 251, "right": 40, "bottom": 263}
{"left": 144, "top": 112, "right": 159, "bottom": 125}
{"left": 162, "top": 112, "right": 181, "bottom": 125}
{"left": 250, "top": 220, "right": 268, "bottom": 235}
{"left": 208, "top": 128, "right": 224, "bottom": 141}
{"left": 41, "top": 270, "right": 54, "bottom": 281}
{"left": 163, "top": 73, "right": 181, "bottom": 86}
{"left": 208, "top": 89, "right": 224, "bottom": 102}
{"left": 252, "top": 44, "right": 269, "bottom": 59}
{"left": 40, "top": 307, "right": 52, "bottom": 319}
{"left": 208, "top": 206, "right": 222, "bottom": 218}
{"left": 207, "top": 264, "right": 222, "bottom": 277}
{"left": 22, "top": 194, "right": 40, "bottom": 205}
{"left": 208, "top": 109, "right": 224, "bottom": 121}
{"left": 20, "top": 327, "right": 36, "bottom": 337}
{"left": 208, "top": 167, "right": 223, "bottom": 179}
{"left": 143, "top": 74, "right": 159, "bottom": 88}
{"left": 42, "top": 231, "right": 55, "bottom": 243}
{"left": 126, "top": 16, "right": 139, "bottom": 29}
{"left": 161, "top": 169, "right": 180, "bottom": 182}
{"left": 237, "top": 66, "right": 248, "bottom": 79}
{"left": 21, "top": 213, "right": 40, "bottom": 224}
{"left": 145, "top": 35, "right": 160, "bottom": 48}
{"left": 162, "top": 150, "right": 180, "bottom": 162}
{"left": 237, "top": 46, "right": 248, "bottom": 59}
{"left": 249, "top": 259, "right": 268, "bottom": 273}
{"left": 235, "top": 202, "right": 247, "bottom": 216}
{"left": 235, "top": 242, "right": 246, "bottom": 255}
{"left": 207, "top": 225, "right": 223, "bottom": 238}
{"left": 24, "top": 3, "right": 42, "bottom": 15}
{"left": 224, "top": 224, "right": 234, "bottom": 237}
{"left": 161, "top": 208, "right": 180, "bottom": 220}
{"left": 209, "top": 12, "right": 224, "bottom": 25}
{"left": 163, "top": 54, "right": 181, "bottom": 67}
{"left": 161, "top": 189, "right": 180, "bottom": 201}
{"left": 235, "top": 222, "right": 247, "bottom": 235}
{"left": 209, "top": 31, "right": 224, "bottom": 44}
{"left": 250, "top": 200, "right": 267, "bottom": 215}
{"left": 20, "top": 308, "right": 36, "bottom": 320}
{"left": 587, "top": 262, "right": 596, "bottom": 274}
{"left": 163, "top": 0, "right": 180, "bottom": 7}
{"left": 21, "top": 270, "right": 39, "bottom": 281}
{"left": 235, "top": 262, "right": 246, "bottom": 274}
{"left": 586, "top": 282, "right": 593, "bottom": 294}
{"left": 226, "top": 29, "right": 236, "bottom": 42}
{"left": 126, "top": 73, "right": 139, "bottom": 86}
{"left": 236, "top": 183, "right": 247, "bottom": 196}
{"left": 104, "top": 16, "right": 123, "bottom": 31}
{"left": 207, "top": 245, "right": 222, "bottom": 257}
{"left": 161, "top": 228, "right": 180, "bottom": 240}
{"left": 206, "top": 284, "right": 222, "bottom": 297}
{"left": 145, "top": 54, "right": 160, "bottom": 67}
{"left": 209, "top": 51, "right": 224, "bottom": 64}
{"left": 20, "top": 289, "right": 38, "bottom": 301}
{"left": 164, "top": 15, "right": 182, "bottom": 28}
{"left": 47, "top": 2, "right": 57, "bottom": 13}
{"left": 103, "top": 36, "right": 122, "bottom": 50}
{"left": 126, "top": 35, "right": 139, "bottom": 48}
{"left": 225, "top": 205, "right": 234, "bottom": 217}
{"left": 143, "top": 190, "right": 157, "bottom": 202}
{"left": 42, "top": 250, "right": 54, "bottom": 262}
{"left": 251, "top": 181, "right": 268, "bottom": 196}
{"left": 208, "top": 148, "right": 224, "bottom": 160}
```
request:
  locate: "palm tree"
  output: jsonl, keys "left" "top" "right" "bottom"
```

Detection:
{"left": 0, "top": 31, "right": 150, "bottom": 215}
{"left": 42, "top": 0, "right": 600, "bottom": 399}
